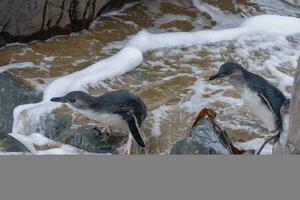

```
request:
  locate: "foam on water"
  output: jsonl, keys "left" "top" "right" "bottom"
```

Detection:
{"left": 151, "top": 105, "right": 171, "bottom": 137}
{"left": 0, "top": 62, "right": 35, "bottom": 73}
{"left": 9, "top": 13, "right": 300, "bottom": 154}
{"left": 43, "top": 46, "right": 143, "bottom": 100}
{"left": 154, "top": 14, "right": 192, "bottom": 27}
{"left": 127, "top": 15, "right": 300, "bottom": 52}
{"left": 255, "top": 0, "right": 300, "bottom": 17}
{"left": 235, "top": 138, "right": 273, "bottom": 155}
{"left": 192, "top": 0, "right": 243, "bottom": 29}
{"left": 9, "top": 133, "right": 91, "bottom": 155}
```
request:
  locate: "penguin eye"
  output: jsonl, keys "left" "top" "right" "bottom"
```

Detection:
{"left": 69, "top": 98, "right": 76, "bottom": 103}
{"left": 225, "top": 71, "right": 232, "bottom": 75}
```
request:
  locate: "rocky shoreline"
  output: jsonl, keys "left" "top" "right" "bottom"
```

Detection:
{"left": 0, "top": 0, "right": 135, "bottom": 47}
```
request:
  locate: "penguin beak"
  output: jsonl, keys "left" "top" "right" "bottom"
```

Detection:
{"left": 50, "top": 96, "right": 67, "bottom": 103}
{"left": 209, "top": 73, "right": 222, "bottom": 81}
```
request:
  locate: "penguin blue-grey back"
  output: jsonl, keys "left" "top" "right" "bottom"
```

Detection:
{"left": 92, "top": 90, "right": 148, "bottom": 127}
{"left": 244, "top": 70, "right": 287, "bottom": 130}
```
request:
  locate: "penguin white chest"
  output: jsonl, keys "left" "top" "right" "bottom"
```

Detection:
{"left": 92, "top": 112, "right": 128, "bottom": 130}
{"left": 239, "top": 87, "right": 276, "bottom": 131}
{"left": 70, "top": 107, "right": 128, "bottom": 130}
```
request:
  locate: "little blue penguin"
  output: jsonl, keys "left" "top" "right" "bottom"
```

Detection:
{"left": 209, "top": 62, "right": 287, "bottom": 141}
{"left": 50, "top": 90, "right": 148, "bottom": 153}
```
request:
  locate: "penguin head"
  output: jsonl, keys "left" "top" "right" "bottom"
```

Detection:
{"left": 209, "top": 62, "right": 246, "bottom": 81}
{"left": 50, "top": 91, "right": 94, "bottom": 110}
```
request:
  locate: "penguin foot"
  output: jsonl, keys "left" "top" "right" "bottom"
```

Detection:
{"left": 274, "top": 133, "right": 281, "bottom": 143}
{"left": 93, "top": 126, "right": 111, "bottom": 133}
{"left": 117, "top": 139, "right": 132, "bottom": 155}
{"left": 256, "top": 133, "right": 281, "bottom": 155}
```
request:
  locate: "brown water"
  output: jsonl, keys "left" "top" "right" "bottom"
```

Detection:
{"left": 1, "top": 0, "right": 300, "bottom": 154}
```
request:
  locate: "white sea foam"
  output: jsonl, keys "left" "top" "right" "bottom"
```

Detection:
{"left": 43, "top": 46, "right": 143, "bottom": 100}
{"left": 9, "top": 133, "right": 92, "bottom": 155}
{"left": 127, "top": 15, "right": 300, "bottom": 52}
{"left": 235, "top": 138, "right": 273, "bottom": 155}
{"left": 154, "top": 14, "right": 192, "bottom": 27}
{"left": 151, "top": 105, "right": 171, "bottom": 137}
{"left": 0, "top": 62, "right": 35, "bottom": 73}
{"left": 0, "top": 152, "right": 30, "bottom": 155}
{"left": 192, "top": 0, "right": 243, "bottom": 29}
{"left": 43, "top": 56, "right": 55, "bottom": 62}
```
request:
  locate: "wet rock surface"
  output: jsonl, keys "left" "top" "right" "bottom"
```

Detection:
{"left": 285, "top": 57, "right": 300, "bottom": 154}
{"left": 67, "top": 126, "right": 129, "bottom": 154}
{"left": 0, "top": 72, "right": 41, "bottom": 151}
{"left": 0, "top": 134, "right": 29, "bottom": 152}
{"left": 0, "top": 0, "right": 135, "bottom": 47}
{"left": 27, "top": 111, "right": 129, "bottom": 154}
{"left": 171, "top": 119, "right": 231, "bottom": 155}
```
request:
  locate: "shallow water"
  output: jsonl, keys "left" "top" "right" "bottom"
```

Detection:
{"left": 1, "top": 0, "right": 300, "bottom": 154}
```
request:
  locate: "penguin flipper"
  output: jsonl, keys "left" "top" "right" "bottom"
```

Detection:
{"left": 124, "top": 114, "right": 146, "bottom": 147}
{"left": 258, "top": 93, "right": 278, "bottom": 121}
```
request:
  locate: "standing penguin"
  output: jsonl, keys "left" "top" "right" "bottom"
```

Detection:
{"left": 50, "top": 90, "right": 148, "bottom": 154}
{"left": 209, "top": 62, "right": 287, "bottom": 141}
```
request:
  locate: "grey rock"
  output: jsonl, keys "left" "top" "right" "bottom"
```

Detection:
{"left": 36, "top": 112, "right": 73, "bottom": 141}
{"left": 0, "top": 72, "right": 42, "bottom": 151}
{"left": 171, "top": 119, "right": 231, "bottom": 155}
{"left": 66, "top": 126, "right": 127, "bottom": 154}
{"left": 0, "top": 0, "right": 135, "bottom": 47}
{"left": 286, "top": 57, "right": 300, "bottom": 154}
{"left": 30, "top": 112, "right": 129, "bottom": 154}
{"left": 0, "top": 135, "right": 29, "bottom": 152}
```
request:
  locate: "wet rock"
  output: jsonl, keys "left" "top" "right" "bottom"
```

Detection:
{"left": 285, "top": 57, "right": 300, "bottom": 154}
{"left": 0, "top": 0, "right": 136, "bottom": 47}
{"left": 66, "top": 126, "right": 128, "bottom": 154}
{"left": 37, "top": 113, "right": 73, "bottom": 141}
{"left": 0, "top": 135, "right": 29, "bottom": 152}
{"left": 31, "top": 112, "right": 128, "bottom": 154}
{"left": 171, "top": 119, "right": 231, "bottom": 155}
{"left": 0, "top": 72, "right": 41, "bottom": 151}
{"left": 282, "top": 0, "right": 300, "bottom": 6}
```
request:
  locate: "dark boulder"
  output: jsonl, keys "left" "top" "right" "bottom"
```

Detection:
{"left": 0, "top": 0, "right": 137, "bottom": 47}
{"left": 0, "top": 72, "right": 42, "bottom": 151}
{"left": 29, "top": 111, "right": 129, "bottom": 154}
{"left": 66, "top": 126, "right": 128, "bottom": 154}
{"left": 0, "top": 135, "right": 29, "bottom": 152}
{"left": 171, "top": 119, "right": 231, "bottom": 155}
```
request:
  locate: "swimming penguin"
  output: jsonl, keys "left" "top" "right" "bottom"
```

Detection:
{"left": 209, "top": 62, "right": 287, "bottom": 141}
{"left": 50, "top": 90, "right": 148, "bottom": 154}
